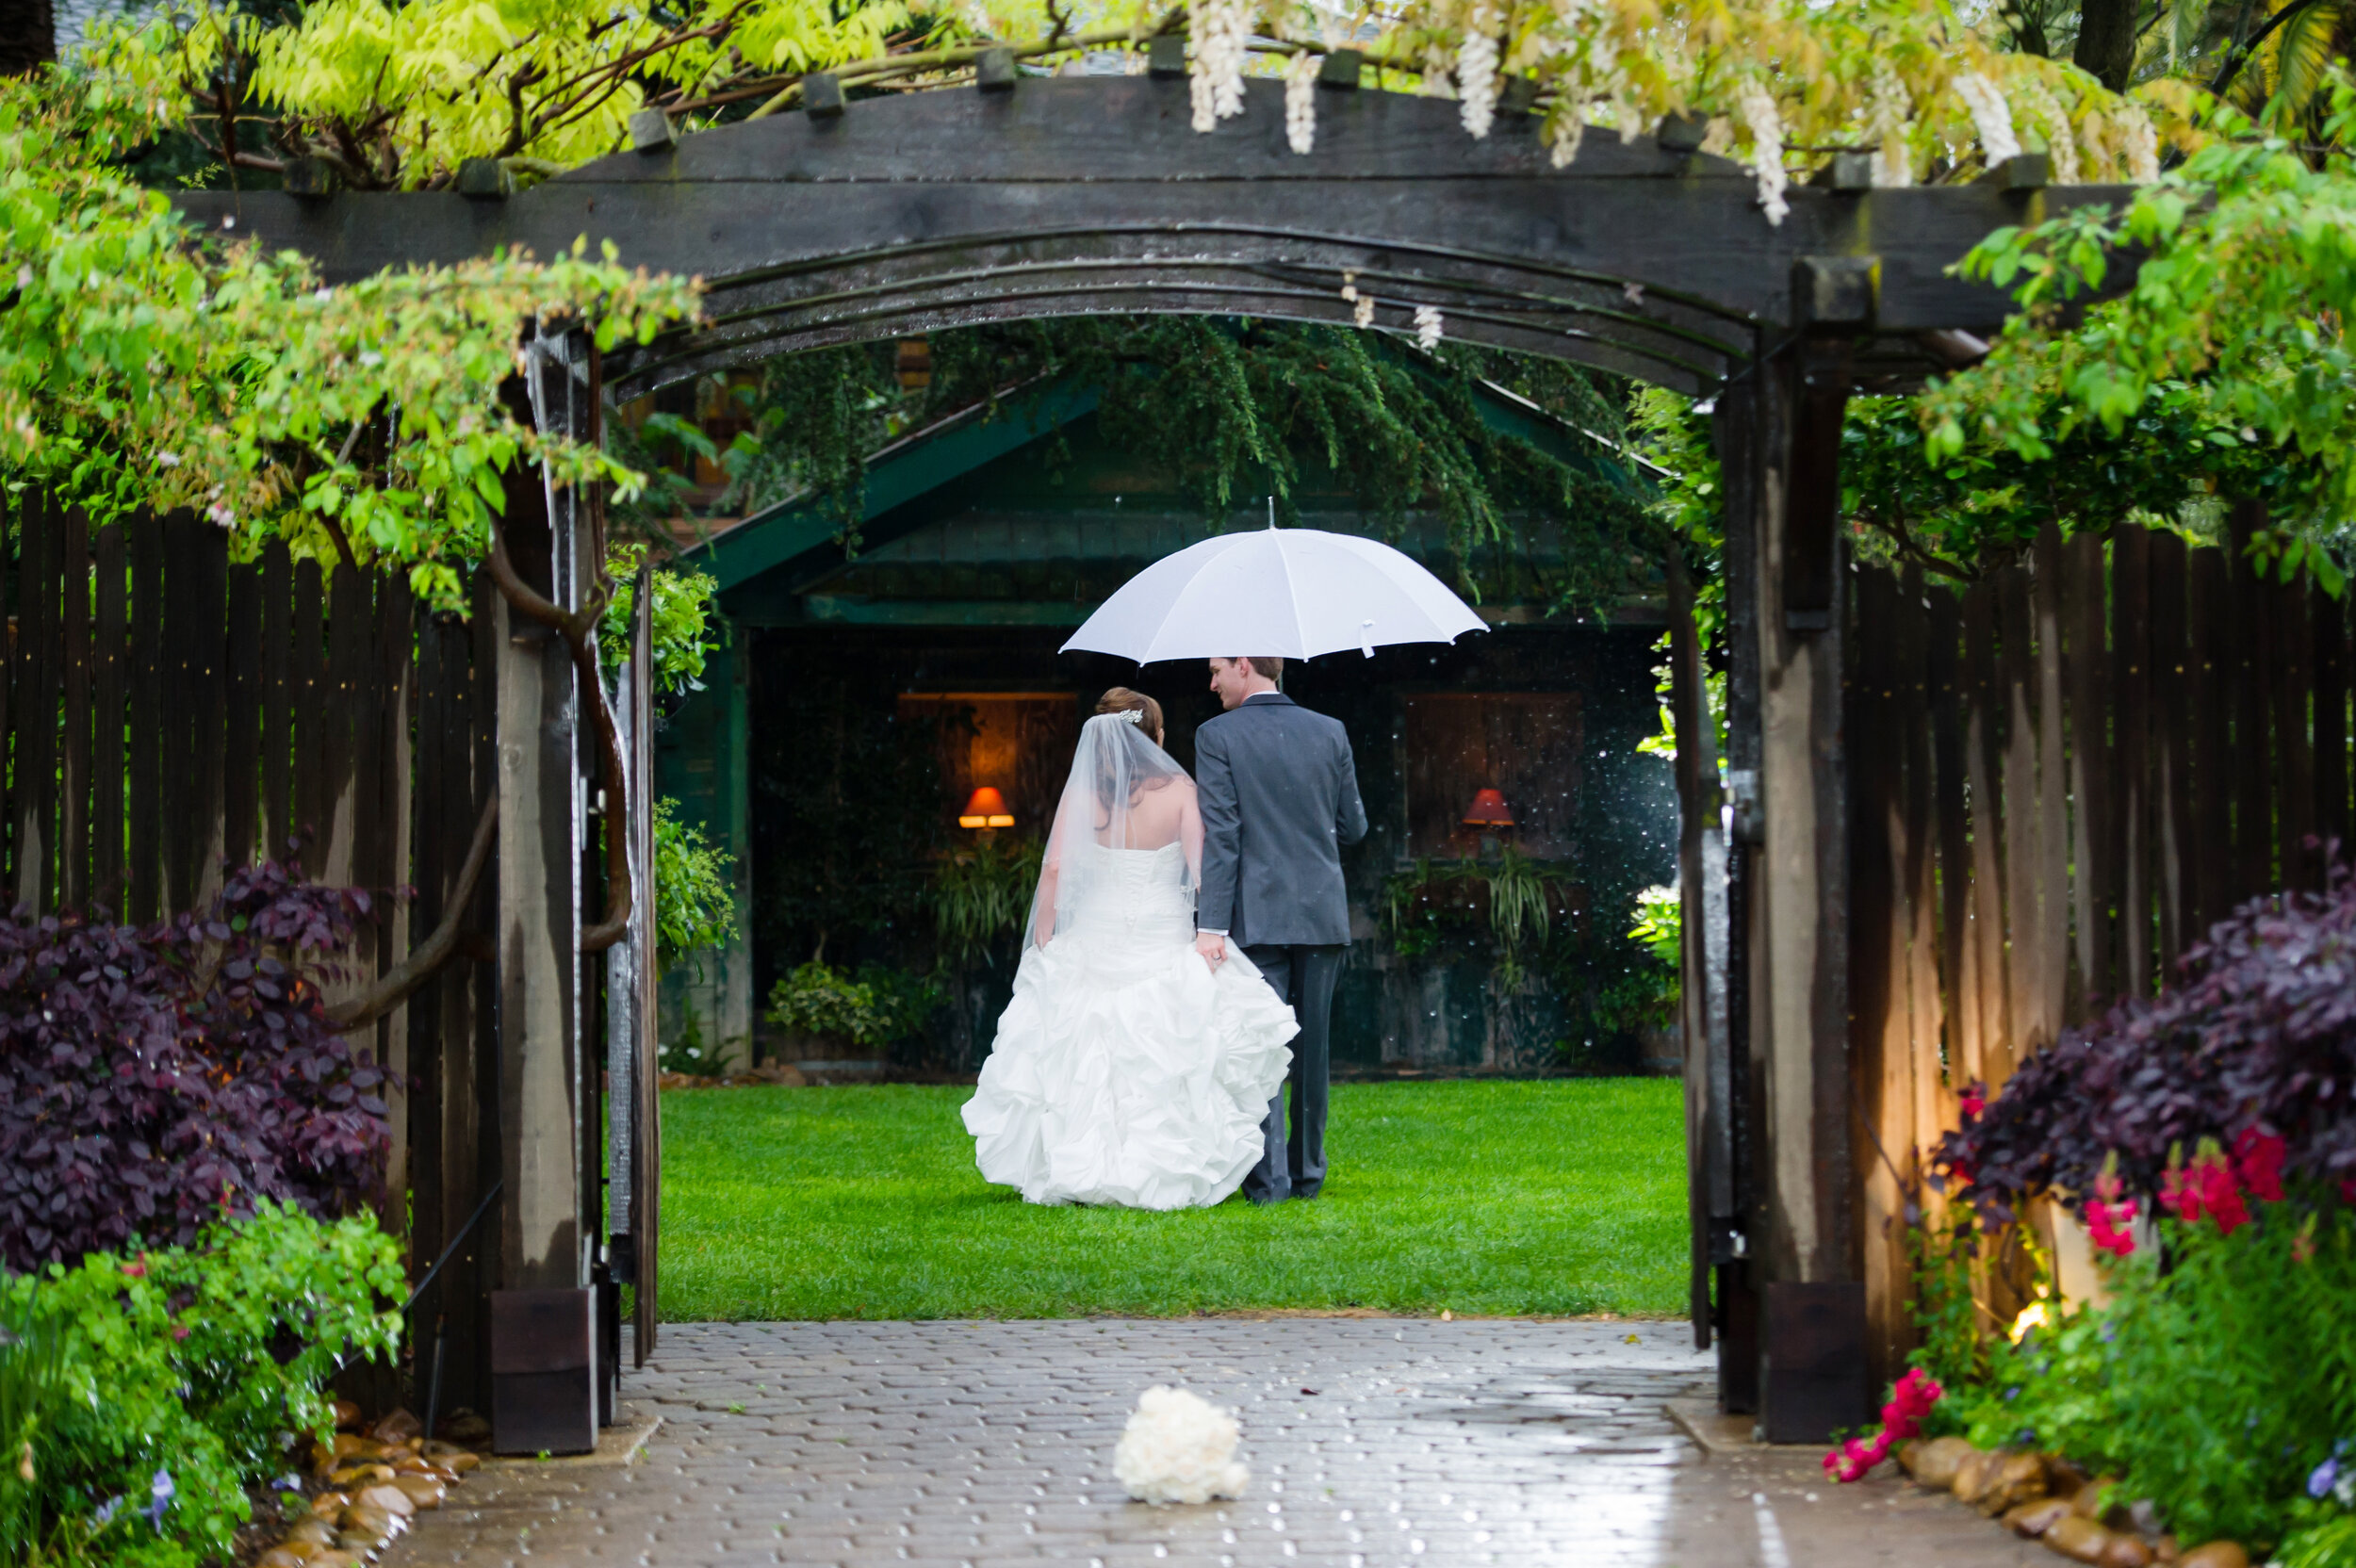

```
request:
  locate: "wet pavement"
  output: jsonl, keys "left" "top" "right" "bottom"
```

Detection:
{"left": 385, "top": 1318, "right": 2045, "bottom": 1568}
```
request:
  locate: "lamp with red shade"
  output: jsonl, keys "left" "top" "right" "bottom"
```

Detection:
{"left": 1462, "top": 788, "right": 1515, "bottom": 828}
{"left": 958, "top": 787, "right": 1015, "bottom": 830}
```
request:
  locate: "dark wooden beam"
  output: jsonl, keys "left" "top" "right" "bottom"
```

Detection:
{"left": 168, "top": 77, "right": 2124, "bottom": 395}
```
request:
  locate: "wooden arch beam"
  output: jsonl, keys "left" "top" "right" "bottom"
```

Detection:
{"left": 169, "top": 75, "right": 2129, "bottom": 396}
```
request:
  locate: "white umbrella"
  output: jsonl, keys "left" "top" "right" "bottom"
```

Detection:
{"left": 1060, "top": 525, "right": 1486, "bottom": 662}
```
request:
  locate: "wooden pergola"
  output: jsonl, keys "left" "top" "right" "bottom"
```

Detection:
{"left": 175, "top": 57, "right": 2125, "bottom": 1446}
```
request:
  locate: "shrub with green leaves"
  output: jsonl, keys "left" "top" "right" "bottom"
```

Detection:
{"left": 764, "top": 962, "right": 941, "bottom": 1051}
{"left": 1932, "top": 1199, "right": 2356, "bottom": 1552}
{"left": 1, "top": 1203, "right": 401, "bottom": 1567}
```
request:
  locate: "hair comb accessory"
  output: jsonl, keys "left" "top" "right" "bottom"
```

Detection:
{"left": 1116, "top": 708, "right": 1145, "bottom": 725}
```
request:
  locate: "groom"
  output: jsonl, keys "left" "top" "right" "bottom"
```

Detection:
{"left": 1193, "top": 656, "right": 1368, "bottom": 1203}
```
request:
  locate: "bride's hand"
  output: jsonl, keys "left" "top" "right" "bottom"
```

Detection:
{"left": 1195, "top": 932, "right": 1226, "bottom": 970}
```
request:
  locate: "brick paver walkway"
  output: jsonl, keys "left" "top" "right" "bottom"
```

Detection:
{"left": 386, "top": 1319, "right": 2041, "bottom": 1568}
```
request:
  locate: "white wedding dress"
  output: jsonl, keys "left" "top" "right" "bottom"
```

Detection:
{"left": 961, "top": 717, "right": 1299, "bottom": 1209}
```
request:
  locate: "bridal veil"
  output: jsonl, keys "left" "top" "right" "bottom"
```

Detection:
{"left": 1027, "top": 711, "right": 1198, "bottom": 949}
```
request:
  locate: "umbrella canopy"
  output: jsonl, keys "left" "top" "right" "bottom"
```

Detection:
{"left": 1060, "top": 526, "right": 1486, "bottom": 663}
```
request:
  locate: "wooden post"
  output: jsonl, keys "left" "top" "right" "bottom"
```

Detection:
{"left": 1748, "top": 259, "right": 1869, "bottom": 1442}
{"left": 1710, "top": 374, "right": 1763, "bottom": 1415}
{"left": 492, "top": 324, "right": 595, "bottom": 1456}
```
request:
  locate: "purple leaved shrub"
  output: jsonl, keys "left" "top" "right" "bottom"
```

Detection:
{"left": 1935, "top": 858, "right": 2356, "bottom": 1223}
{"left": 0, "top": 858, "right": 388, "bottom": 1272}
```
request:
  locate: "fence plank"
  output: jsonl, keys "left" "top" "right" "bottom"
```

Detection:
{"left": 192, "top": 531, "right": 228, "bottom": 906}
{"left": 159, "top": 516, "right": 195, "bottom": 911}
{"left": 293, "top": 558, "right": 325, "bottom": 874}
{"left": 2275, "top": 579, "right": 2316, "bottom": 892}
{"left": 2030, "top": 527, "right": 2070, "bottom": 1039}
{"left": 92, "top": 520, "right": 125, "bottom": 912}
{"left": 1849, "top": 569, "right": 1913, "bottom": 1383}
{"left": 2063, "top": 531, "right": 2110, "bottom": 1007}
{"left": 409, "top": 617, "right": 453, "bottom": 1327}
{"left": 2146, "top": 531, "right": 2193, "bottom": 970}
{"left": 2111, "top": 526, "right": 2151, "bottom": 998}
{"left": 1995, "top": 565, "right": 2043, "bottom": 1059}
{"left": 2227, "top": 513, "right": 2275, "bottom": 903}
{"left": 224, "top": 563, "right": 262, "bottom": 873}
{"left": 1961, "top": 581, "right": 2010, "bottom": 1086}
{"left": 2187, "top": 546, "right": 2233, "bottom": 941}
{"left": 1927, "top": 589, "right": 1971, "bottom": 1082}
{"left": 2317, "top": 581, "right": 2349, "bottom": 858}
{"left": 1896, "top": 567, "right": 1946, "bottom": 1152}
{"left": 262, "top": 539, "right": 292, "bottom": 863}
{"left": 58, "top": 509, "right": 90, "bottom": 910}
{"left": 322, "top": 567, "right": 364, "bottom": 885}
{"left": 126, "top": 511, "right": 163, "bottom": 923}
{"left": 13, "top": 496, "right": 54, "bottom": 912}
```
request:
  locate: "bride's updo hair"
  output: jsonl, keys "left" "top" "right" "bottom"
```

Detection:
{"left": 1095, "top": 687, "right": 1164, "bottom": 745}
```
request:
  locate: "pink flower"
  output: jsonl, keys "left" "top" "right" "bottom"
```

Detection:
{"left": 2086, "top": 1198, "right": 2137, "bottom": 1257}
{"left": 1958, "top": 1085, "right": 1987, "bottom": 1120}
{"left": 1881, "top": 1368, "right": 1943, "bottom": 1442}
{"left": 120, "top": 1256, "right": 147, "bottom": 1280}
{"left": 2233, "top": 1128, "right": 2287, "bottom": 1203}
{"left": 1826, "top": 1368, "right": 1943, "bottom": 1482}
{"left": 1824, "top": 1433, "right": 1891, "bottom": 1482}
{"left": 169, "top": 1324, "right": 189, "bottom": 1342}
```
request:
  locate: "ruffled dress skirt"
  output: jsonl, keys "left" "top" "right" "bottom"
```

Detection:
{"left": 961, "top": 868, "right": 1298, "bottom": 1209}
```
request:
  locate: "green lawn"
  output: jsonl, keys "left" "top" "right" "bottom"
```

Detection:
{"left": 654, "top": 1078, "right": 1689, "bottom": 1321}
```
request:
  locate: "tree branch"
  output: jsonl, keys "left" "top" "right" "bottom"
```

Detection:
{"left": 327, "top": 792, "right": 498, "bottom": 1032}
{"left": 483, "top": 521, "right": 634, "bottom": 954}
{"left": 2208, "top": 0, "right": 2322, "bottom": 97}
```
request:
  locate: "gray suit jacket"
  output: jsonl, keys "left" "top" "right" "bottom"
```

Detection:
{"left": 1195, "top": 693, "right": 1368, "bottom": 947}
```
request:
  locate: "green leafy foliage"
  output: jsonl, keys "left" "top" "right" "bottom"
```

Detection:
{"left": 1931, "top": 1202, "right": 2356, "bottom": 1552}
{"left": 652, "top": 797, "right": 739, "bottom": 971}
{"left": 932, "top": 836, "right": 1044, "bottom": 963}
{"left": 763, "top": 961, "right": 941, "bottom": 1050}
{"left": 0, "top": 64, "right": 700, "bottom": 612}
{"left": 1926, "top": 90, "right": 2356, "bottom": 592}
{"left": 0, "top": 1290, "right": 70, "bottom": 1565}
{"left": 1905, "top": 1205, "right": 1992, "bottom": 1409}
{"left": 601, "top": 553, "right": 724, "bottom": 699}
{"left": 0, "top": 1204, "right": 401, "bottom": 1568}
{"left": 2282, "top": 1513, "right": 2356, "bottom": 1568}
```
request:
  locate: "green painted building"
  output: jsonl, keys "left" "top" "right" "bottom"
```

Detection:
{"left": 659, "top": 377, "right": 1679, "bottom": 1076}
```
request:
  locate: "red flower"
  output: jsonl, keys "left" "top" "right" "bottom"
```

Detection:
{"left": 2163, "top": 1147, "right": 2250, "bottom": 1235}
{"left": 1958, "top": 1085, "right": 1987, "bottom": 1120}
{"left": 2233, "top": 1128, "right": 2287, "bottom": 1204}
{"left": 121, "top": 1255, "right": 148, "bottom": 1280}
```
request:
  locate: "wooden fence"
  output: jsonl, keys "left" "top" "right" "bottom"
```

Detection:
{"left": 1845, "top": 517, "right": 2354, "bottom": 1378}
{"left": 5, "top": 496, "right": 416, "bottom": 922}
{"left": 1, "top": 495, "right": 524, "bottom": 1417}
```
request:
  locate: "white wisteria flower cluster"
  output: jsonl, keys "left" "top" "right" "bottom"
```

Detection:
{"left": 1112, "top": 1386, "right": 1250, "bottom": 1505}
{"left": 1284, "top": 48, "right": 1319, "bottom": 153}
{"left": 1187, "top": 0, "right": 1253, "bottom": 132}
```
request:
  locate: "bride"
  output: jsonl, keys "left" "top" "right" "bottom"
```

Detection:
{"left": 961, "top": 689, "right": 1299, "bottom": 1208}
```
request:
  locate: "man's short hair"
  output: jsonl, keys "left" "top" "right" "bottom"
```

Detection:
{"left": 1246, "top": 656, "right": 1284, "bottom": 681}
